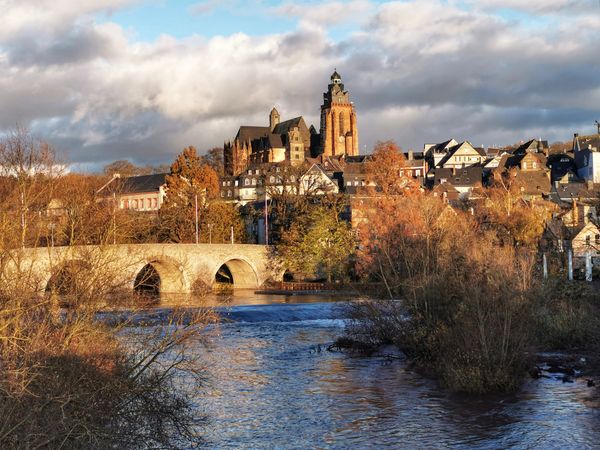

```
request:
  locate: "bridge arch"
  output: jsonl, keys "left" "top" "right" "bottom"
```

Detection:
{"left": 132, "top": 256, "right": 188, "bottom": 294}
{"left": 45, "top": 259, "right": 91, "bottom": 296}
{"left": 212, "top": 258, "right": 259, "bottom": 289}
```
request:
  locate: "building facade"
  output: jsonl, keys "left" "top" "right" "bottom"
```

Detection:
{"left": 223, "top": 70, "right": 359, "bottom": 176}
{"left": 319, "top": 70, "right": 359, "bottom": 157}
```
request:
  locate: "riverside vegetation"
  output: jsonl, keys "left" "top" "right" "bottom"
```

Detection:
{"left": 0, "top": 129, "right": 218, "bottom": 449}
{"left": 336, "top": 144, "right": 600, "bottom": 393}
{"left": 276, "top": 141, "right": 600, "bottom": 394}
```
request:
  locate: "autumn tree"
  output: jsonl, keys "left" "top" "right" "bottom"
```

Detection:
{"left": 479, "top": 170, "right": 552, "bottom": 248}
{"left": 202, "top": 147, "right": 224, "bottom": 176}
{"left": 104, "top": 160, "right": 138, "bottom": 177}
{"left": 365, "top": 140, "right": 419, "bottom": 196}
{"left": 278, "top": 204, "right": 355, "bottom": 282}
{"left": 157, "top": 146, "right": 245, "bottom": 243}
{"left": 0, "top": 127, "right": 60, "bottom": 248}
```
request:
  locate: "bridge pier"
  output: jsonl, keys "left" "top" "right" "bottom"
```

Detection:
{"left": 20, "top": 244, "right": 277, "bottom": 296}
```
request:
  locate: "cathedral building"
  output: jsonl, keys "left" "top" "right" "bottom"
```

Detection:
{"left": 224, "top": 71, "right": 359, "bottom": 176}
{"left": 320, "top": 70, "right": 359, "bottom": 157}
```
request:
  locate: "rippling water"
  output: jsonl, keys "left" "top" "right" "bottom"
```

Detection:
{"left": 137, "top": 294, "right": 600, "bottom": 449}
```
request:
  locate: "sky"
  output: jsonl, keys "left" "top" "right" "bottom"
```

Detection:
{"left": 1, "top": 0, "right": 599, "bottom": 170}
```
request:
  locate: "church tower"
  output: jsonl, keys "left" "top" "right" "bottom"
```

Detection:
{"left": 269, "top": 107, "right": 280, "bottom": 131}
{"left": 319, "top": 70, "right": 359, "bottom": 157}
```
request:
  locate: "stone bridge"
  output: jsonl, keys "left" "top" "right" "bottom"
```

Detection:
{"left": 20, "top": 244, "right": 279, "bottom": 294}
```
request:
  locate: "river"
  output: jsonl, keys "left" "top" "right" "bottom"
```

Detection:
{"left": 136, "top": 293, "right": 600, "bottom": 449}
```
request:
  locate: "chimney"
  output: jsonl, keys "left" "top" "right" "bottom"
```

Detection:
{"left": 408, "top": 149, "right": 414, "bottom": 161}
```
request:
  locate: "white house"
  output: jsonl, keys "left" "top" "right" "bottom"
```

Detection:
{"left": 573, "top": 133, "right": 600, "bottom": 183}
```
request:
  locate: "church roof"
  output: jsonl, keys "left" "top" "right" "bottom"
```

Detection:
{"left": 236, "top": 126, "right": 270, "bottom": 143}
{"left": 331, "top": 70, "right": 341, "bottom": 80}
{"left": 272, "top": 116, "right": 305, "bottom": 134}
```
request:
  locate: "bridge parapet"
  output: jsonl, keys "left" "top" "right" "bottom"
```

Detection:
{"left": 16, "top": 243, "right": 276, "bottom": 295}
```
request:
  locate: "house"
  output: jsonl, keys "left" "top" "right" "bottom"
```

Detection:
{"left": 401, "top": 150, "right": 427, "bottom": 180}
{"left": 432, "top": 166, "right": 483, "bottom": 201}
{"left": 495, "top": 142, "right": 551, "bottom": 200}
{"left": 219, "top": 162, "right": 338, "bottom": 206}
{"left": 424, "top": 139, "right": 458, "bottom": 168}
{"left": 97, "top": 173, "right": 167, "bottom": 211}
{"left": 547, "top": 181, "right": 600, "bottom": 205}
{"left": 547, "top": 153, "right": 577, "bottom": 183}
{"left": 424, "top": 139, "right": 486, "bottom": 170}
{"left": 437, "top": 141, "right": 486, "bottom": 169}
{"left": 543, "top": 201, "right": 600, "bottom": 268}
{"left": 573, "top": 132, "right": 600, "bottom": 183}
{"left": 298, "top": 164, "right": 339, "bottom": 195}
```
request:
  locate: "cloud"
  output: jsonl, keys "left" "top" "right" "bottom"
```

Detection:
{"left": 1, "top": 0, "right": 599, "bottom": 169}
{"left": 188, "top": 0, "right": 220, "bottom": 16}
{"left": 464, "top": 0, "right": 596, "bottom": 15}
{"left": 270, "top": 0, "right": 373, "bottom": 27}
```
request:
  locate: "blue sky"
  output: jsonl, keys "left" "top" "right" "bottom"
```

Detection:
{"left": 1, "top": 0, "right": 599, "bottom": 168}
{"left": 105, "top": 0, "right": 388, "bottom": 41}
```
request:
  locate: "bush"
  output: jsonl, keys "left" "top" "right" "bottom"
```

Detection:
{"left": 0, "top": 254, "right": 217, "bottom": 449}
{"left": 532, "top": 279, "right": 600, "bottom": 351}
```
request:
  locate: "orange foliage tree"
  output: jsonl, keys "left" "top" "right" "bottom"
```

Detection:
{"left": 365, "top": 140, "right": 420, "bottom": 196}
{"left": 158, "top": 146, "right": 244, "bottom": 243}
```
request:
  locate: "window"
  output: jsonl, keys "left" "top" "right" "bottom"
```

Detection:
{"left": 354, "top": 181, "right": 359, "bottom": 186}
{"left": 134, "top": 200, "right": 138, "bottom": 209}
{"left": 221, "top": 191, "right": 224, "bottom": 197}
{"left": 595, "top": 234, "right": 600, "bottom": 244}
{"left": 290, "top": 175, "right": 296, "bottom": 182}
{"left": 252, "top": 178, "right": 256, "bottom": 185}
{"left": 124, "top": 200, "right": 129, "bottom": 209}
{"left": 222, "top": 181, "right": 226, "bottom": 186}
{"left": 399, "top": 170, "right": 404, "bottom": 177}
{"left": 586, "top": 235, "right": 591, "bottom": 246}
{"left": 244, "top": 179, "right": 249, "bottom": 186}
{"left": 147, "top": 198, "right": 152, "bottom": 208}
{"left": 346, "top": 181, "right": 351, "bottom": 186}
{"left": 153, "top": 198, "right": 158, "bottom": 208}
{"left": 440, "top": 178, "right": 447, "bottom": 183}
{"left": 270, "top": 176, "right": 275, "bottom": 183}
{"left": 227, "top": 190, "right": 232, "bottom": 197}
{"left": 234, "top": 180, "right": 238, "bottom": 186}
{"left": 295, "top": 154, "right": 300, "bottom": 159}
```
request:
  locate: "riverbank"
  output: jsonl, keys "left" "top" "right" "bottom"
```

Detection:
{"left": 168, "top": 298, "right": 600, "bottom": 449}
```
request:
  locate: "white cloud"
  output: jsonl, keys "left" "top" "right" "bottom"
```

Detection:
{"left": 271, "top": 0, "right": 373, "bottom": 27}
{"left": 464, "top": 0, "right": 595, "bottom": 14}
{"left": 0, "top": 0, "right": 599, "bottom": 167}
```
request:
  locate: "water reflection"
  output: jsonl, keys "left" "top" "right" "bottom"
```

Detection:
{"left": 130, "top": 296, "right": 600, "bottom": 449}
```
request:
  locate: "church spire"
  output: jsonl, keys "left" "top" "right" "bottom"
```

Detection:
{"left": 269, "top": 106, "right": 280, "bottom": 131}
